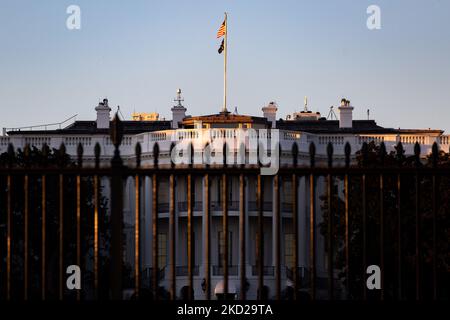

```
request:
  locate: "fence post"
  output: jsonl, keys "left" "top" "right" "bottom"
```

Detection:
{"left": 110, "top": 112, "right": 124, "bottom": 299}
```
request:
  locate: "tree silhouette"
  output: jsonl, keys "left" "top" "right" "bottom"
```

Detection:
{"left": 320, "top": 141, "right": 449, "bottom": 300}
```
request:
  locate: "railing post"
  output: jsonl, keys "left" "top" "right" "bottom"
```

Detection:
{"left": 110, "top": 113, "right": 124, "bottom": 300}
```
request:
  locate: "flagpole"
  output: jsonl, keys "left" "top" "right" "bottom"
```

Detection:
{"left": 223, "top": 12, "right": 228, "bottom": 113}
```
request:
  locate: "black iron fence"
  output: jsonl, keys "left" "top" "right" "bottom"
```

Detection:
{"left": 0, "top": 114, "right": 449, "bottom": 301}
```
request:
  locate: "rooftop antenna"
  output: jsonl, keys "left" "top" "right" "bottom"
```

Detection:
{"left": 304, "top": 96, "right": 308, "bottom": 112}
{"left": 327, "top": 106, "right": 338, "bottom": 120}
{"left": 174, "top": 88, "right": 184, "bottom": 107}
{"left": 367, "top": 109, "right": 370, "bottom": 120}
{"left": 117, "top": 105, "right": 125, "bottom": 120}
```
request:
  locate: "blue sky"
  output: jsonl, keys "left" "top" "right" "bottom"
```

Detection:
{"left": 0, "top": 0, "right": 449, "bottom": 133}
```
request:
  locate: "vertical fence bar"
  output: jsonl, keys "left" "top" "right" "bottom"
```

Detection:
{"left": 361, "top": 143, "right": 368, "bottom": 301}
{"left": 152, "top": 173, "right": 158, "bottom": 300}
{"left": 169, "top": 174, "right": 176, "bottom": 300}
{"left": 76, "top": 174, "right": 81, "bottom": 301}
{"left": 274, "top": 175, "right": 281, "bottom": 300}
{"left": 222, "top": 173, "right": 228, "bottom": 298}
{"left": 239, "top": 174, "right": 246, "bottom": 300}
{"left": 94, "top": 143, "right": 100, "bottom": 299}
{"left": 110, "top": 113, "right": 124, "bottom": 300}
{"left": 134, "top": 140, "right": 142, "bottom": 299}
{"left": 379, "top": 173, "right": 384, "bottom": 301}
{"left": 397, "top": 173, "right": 402, "bottom": 300}
{"left": 93, "top": 174, "right": 99, "bottom": 299}
{"left": 135, "top": 174, "right": 141, "bottom": 298}
{"left": 76, "top": 144, "right": 83, "bottom": 301}
{"left": 344, "top": 143, "right": 351, "bottom": 299}
{"left": 379, "top": 143, "right": 385, "bottom": 301}
{"left": 414, "top": 143, "right": 421, "bottom": 300}
{"left": 41, "top": 174, "right": 46, "bottom": 300}
{"left": 396, "top": 142, "right": 403, "bottom": 300}
{"left": 59, "top": 173, "right": 64, "bottom": 300}
{"left": 187, "top": 173, "right": 193, "bottom": 300}
{"left": 24, "top": 173, "right": 29, "bottom": 300}
{"left": 309, "top": 143, "right": 316, "bottom": 300}
{"left": 204, "top": 174, "right": 211, "bottom": 300}
{"left": 362, "top": 173, "right": 367, "bottom": 300}
{"left": 327, "top": 143, "right": 334, "bottom": 300}
{"left": 257, "top": 174, "right": 264, "bottom": 299}
{"left": 431, "top": 143, "right": 438, "bottom": 300}
{"left": 6, "top": 174, "right": 12, "bottom": 301}
{"left": 292, "top": 173, "right": 298, "bottom": 300}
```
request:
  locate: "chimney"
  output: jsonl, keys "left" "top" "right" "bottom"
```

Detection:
{"left": 338, "top": 98, "right": 354, "bottom": 128}
{"left": 95, "top": 98, "right": 111, "bottom": 129}
{"left": 262, "top": 101, "right": 278, "bottom": 128}
{"left": 171, "top": 88, "right": 187, "bottom": 129}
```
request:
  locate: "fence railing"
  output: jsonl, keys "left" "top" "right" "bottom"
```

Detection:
{"left": 0, "top": 113, "right": 448, "bottom": 301}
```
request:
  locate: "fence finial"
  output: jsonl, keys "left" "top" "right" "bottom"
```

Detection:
{"left": 292, "top": 142, "right": 298, "bottom": 167}
{"left": 431, "top": 142, "right": 438, "bottom": 168}
{"left": 190, "top": 143, "right": 194, "bottom": 168}
{"left": 309, "top": 142, "right": 316, "bottom": 167}
{"left": 379, "top": 142, "right": 386, "bottom": 165}
{"left": 58, "top": 142, "right": 66, "bottom": 167}
{"left": 42, "top": 143, "right": 49, "bottom": 167}
{"left": 135, "top": 142, "right": 142, "bottom": 168}
{"left": 344, "top": 142, "right": 351, "bottom": 168}
{"left": 24, "top": 144, "right": 31, "bottom": 167}
{"left": 327, "top": 142, "right": 333, "bottom": 168}
{"left": 414, "top": 142, "right": 421, "bottom": 167}
{"left": 223, "top": 142, "right": 228, "bottom": 167}
{"left": 169, "top": 142, "right": 176, "bottom": 169}
{"left": 7, "top": 143, "right": 15, "bottom": 167}
{"left": 361, "top": 142, "right": 368, "bottom": 166}
{"left": 94, "top": 142, "right": 101, "bottom": 168}
{"left": 153, "top": 142, "right": 159, "bottom": 167}
{"left": 77, "top": 143, "right": 84, "bottom": 167}
{"left": 396, "top": 142, "right": 404, "bottom": 164}
{"left": 110, "top": 112, "right": 123, "bottom": 167}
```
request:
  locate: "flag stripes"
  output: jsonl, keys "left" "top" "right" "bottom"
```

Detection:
{"left": 217, "top": 20, "right": 226, "bottom": 38}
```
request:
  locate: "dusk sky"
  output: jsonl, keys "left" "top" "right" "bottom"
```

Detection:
{"left": 1, "top": 0, "right": 449, "bottom": 133}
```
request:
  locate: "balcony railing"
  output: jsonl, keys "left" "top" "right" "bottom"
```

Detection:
{"left": 213, "top": 265, "right": 238, "bottom": 276}
{"left": 177, "top": 201, "right": 202, "bottom": 212}
{"left": 251, "top": 265, "right": 275, "bottom": 276}
{"left": 248, "top": 201, "right": 273, "bottom": 211}
{"left": 175, "top": 266, "right": 199, "bottom": 276}
{"left": 210, "top": 201, "right": 239, "bottom": 211}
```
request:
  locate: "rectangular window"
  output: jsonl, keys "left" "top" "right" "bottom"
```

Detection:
{"left": 218, "top": 231, "right": 232, "bottom": 266}
{"left": 158, "top": 233, "right": 167, "bottom": 269}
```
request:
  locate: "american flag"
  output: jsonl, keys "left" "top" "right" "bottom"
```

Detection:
{"left": 216, "top": 19, "right": 226, "bottom": 38}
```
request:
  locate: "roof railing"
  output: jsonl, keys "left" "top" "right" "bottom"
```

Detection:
{"left": 2, "top": 114, "right": 78, "bottom": 136}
